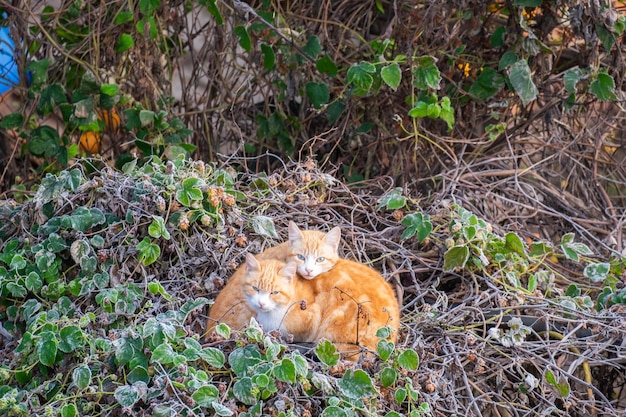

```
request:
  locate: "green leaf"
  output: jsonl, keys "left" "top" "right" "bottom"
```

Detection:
{"left": 139, "top": 109, "right": 155, "bottom": 126}
{"left": 444, "top": 245, "right": 470, "bottom": 271}
{"left": 192, "top": 384, "right": 219, "bottom": 407}
{"left": 26, "top": 58, "right": 51, "bottom": 89}
{"left": 401, "top": 212, "right": 432, "bottom": 242}
{"left": 114, "top": 10, "right": 134, "bottom": 25}
{"left": 408, "top": 101, "right": 440, "bottom": 119}
{"left": 508, "top": 59, "right": 538, "bottom": 105}
{"left": 234, "top": 26, "right": 251, "bottom": 52}
{"left": 147, "top": 281, "right": 172, "bottom": 300}
{"left": 100, "top": 83, "right": 119, "bottom": 96}
{"left": 469, "top": 67, "right": 505, "bottom": 101}
{"left": 564, "top": 68, "right": 585, "bottom": 94}
{"left": 62, "top": 207, "right": 106, "bottom": 232}
{"left": 0, "top": 112, "right": 24, "bottom": 129}
{"left": 273, "top": 358, "right": 296, "bottom": 383}
{"left": 25, "top": 271, "right": 43, "bottom": 293}
{"left": 505, "top": 232, "right": 526, "bottom": 257}
{"left": 38, "top": 83, "right": 67, "bottom": 114}
{"left": 377, "top": 187, "right": 406, "bottom": 210}
{"left": 137, "top": 237, "right": 160, "bottom": 266}
{"left": 261, "top": 43, "right": 275, "bottom": 70}
{"left": 303, "top": 35, "right": 322, "bottom": 59}
{"left": 180, "top": 297, "right": 209, "bottom": 319}
{"left": 326, "top": 100, "right": 345, "bottom": 124}
{"left": 115, "top": 33, "right": 134, "bottom": 53}
{"left": 58, "top": 325, "right": 84, "bottom": 353}
{"left": 29, "top": 126, "right": 60, "bottom": 157}
{"left": 321, "top": 407, "right": 348, "bottom": 417}
{"left": 7, "top": 282, "right": 26, "bottom": 298}
{"left": 21, "top": 299, "right": 42, "bottom": 322}
{"left": 380, "top": 367, "right": 397, "bottom": 387}
{"left": 338, "top": 369, "right": 378, "bottom": 399}
{"left": 590, "top": 71, "right": 617, "bottom": 101}
{"left": 315, "top": 339, "right": 340, "bottom": 367}
{"left": 232, "top": 377, "right": 258, "bottom": 405}
{"left": 316, "top": 55, "right": 338, "bottom": 76}
{"left": 215, "top": 323, "right": 231, "bottom": 339}
{"left": 252, "top": 215, "right": 279, "bottom": 239}
{"left": 202, "top": 0, "right": 223, "bottom": 24}
{"left": 306, "top": 82, "right": 330, "bottom": 109}
{"left": 490, "top": 26, "right": 506, "bottom": 47}
{"left": 151, "top": 342, "right": 176, "bottom": 365}
{"left": 529, "top": 241, "right": 550, "bottom": 257}
{"left": 37, "top": 331, "right": 58, "bottom": 367}
{"left": 395, "top": 387, "right": 407, "bottom": 403}
{"left": 381, "top": 63, "right": 402, "bottom": 90}
{"left": 176, "top": 177, "right": 205, "bottom": 207}
{"left": 412, "top": 56, "right": 441, "bottom": 90}
{"left": 514, "top": 0, "right": 542, "bottom": 5}
{"left": 583, "top": 262, "right": 610, "bottom": 283}
{"left": 72, "top": 364, "right": 92, "bottom": 389}
{"left": 544, "top": 369, "right": 570, "bottom": 398}
{"left": 114, "top": 383, "right": 144, "bottom": 408}
{"left": 229, "top": 345, "right": 263, "bottom": 377}
{"left": 148, "top": 215, "right": 171, "bottom": 240}
{"left": 439, "top": 96, "right": 455, "bottom": 130}
{"left": 199, "top": 347, "right": 226, "bottom": 368}
{"left": 377, "top": 339, "right": 395, "bottom": 361}
{"left": 398, "top": 349, "right": 419, "bottom": 371}
{"left": 127, "top": 366, "right": 150, "bottom": 384}
{"left": 347, "top": 62, "right": 376, "bottom": 91}
{"left": 61, "top": 403, "right": 77, "bottom": 417}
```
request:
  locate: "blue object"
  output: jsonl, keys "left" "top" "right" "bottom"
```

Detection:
{"left": 0, "top": 25, "right": 20, "bottom": 94}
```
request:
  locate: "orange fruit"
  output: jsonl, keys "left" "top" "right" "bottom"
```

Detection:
{"left": 97, "top": 107, "right": 121, "bottom": 133}
{"left": 79, "top": 131, "right": 101, "bottom": 154}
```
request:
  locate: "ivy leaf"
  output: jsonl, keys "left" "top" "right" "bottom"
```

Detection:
{"left": 273, "top": 358, "right": 296, "bottom": 383}
{"left": 401, "top": 212, "right": 432, "bottom": 242}
{"left": 232, "top": 377, "right": 258, "bottom": 405}
{"left": 148, "top": 215, "right": 171, "bottom": 240}
{"left": 136, "top": 237, "right": 160, "bottom": 266}
{"left": 199, "top": 347, "right": 226, "bottom": 368}
{"left": 115, "top": 33, "right": 134, "bottom": 53}
{"left": 72, "top": 364, "right": 92, "bottom": 389}
{"left": 315, "top": 339, "right": 340, "bottom": 367}
{"left": 377, "top": 339, "right": 395, "bottom": 361}
{"left": 380, "top": 367, "right": 397, "bottom": 387}
{"left": 377, "top": 187, "right": 406, "bottom": 211}
{"left": 191, "top": 385, "right": 219, "bottom": 407}
{"left": 252, "top": 215, "right": 279, "bottom": 239}
{"left": 234, "top": 26, "right": 251, "bottom": 52}
{"left": 381, "top": 63, "right": 401, "bottom": 90}
{"left": 590, "top": 71, "right": 617, "bottom": 101}
{"left": 583, "top": 262, "right": 610, "bottom": 283}
{"left": 151, "top": 342, "right": 176, "bottom": 365}
{"left": 469, "top": 67, "right": 505, "bottom": 101}
{"left": 176, "top": 177, "right": 205, "bottom": 207}
{"left": 58, "top": 325, "right": 84, "bottom": 353}
{"left": 564, "top": 68, "right": 585, "bottom": 94}
{"left": 338, "top": 369, "right": 378, "bottom": 399}
{"left": 303, "top": 35, "right": 322, "bottom": 59}
{"left": 347, "top": 62, "right": 375, "bottom": 91}
{"left": 398, "top": 349, "right": 419, "bottom": 371}
{"left": 306, "top": 82, "right": 330, "bottom": 109}
{"left": 316, "top": 55, "right": 338, "bottom": 76}
{"left": 505, "top": 232, "right": 527, "bottom": 257}
{"left": 444, "top": 245, "right": 470, "bottom": 271}
{"left": 508, "top": 59, "right": 538, "bottom": 105}
{"left": 37, "top": 331, "right": 58, "bottom": 367}
{"left": 412, "top": 56, "right": 441, "bottom": 90}
{"left": 261, "top": 43, "right": 275, "bottom": 70}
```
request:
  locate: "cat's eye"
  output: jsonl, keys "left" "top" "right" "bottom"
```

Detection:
{"left": 296, "top": 254, "right": 306, "bottom": 261}
{"left": 252, "top": 286, "right": 260, "bottom": 292}
{"left": 271, "top": 291, "right": 279, "bottom": 295}
{"left": 316, "top": 257, "right": 326, "bottom": 263}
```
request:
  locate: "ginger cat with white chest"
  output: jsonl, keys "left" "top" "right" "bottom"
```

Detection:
{"left": 242, "top": 253, "right": 400, "bottom": 359}
{"left": 205, "top": 222, "right": 341, "bottom": 337}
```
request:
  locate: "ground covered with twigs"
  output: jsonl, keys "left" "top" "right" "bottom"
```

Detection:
{"left": 1, "top": 156, "right": 625, "bottom": 416}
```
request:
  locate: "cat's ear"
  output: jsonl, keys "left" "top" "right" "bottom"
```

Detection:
{"left": 245, "top": 253, "right": 261, "bottom": 273}
{"left": 324, "top": 226, "right": 342, "bottom": 252}
{"left": 288, "top": 221, "right": 304, "bottom": 244}
{"left": 279, "top": 262, "right": 297, "bottom": 281}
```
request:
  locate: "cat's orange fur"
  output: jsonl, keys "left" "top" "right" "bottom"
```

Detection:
{"left": 242, "top": 254, "right": 400, "bottom": 359}
{"left": 205, "top": 222, "right": 341, "bottom": 337}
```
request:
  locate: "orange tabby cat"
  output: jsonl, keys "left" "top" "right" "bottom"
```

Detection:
{"left": 242, "top": 253, "right": 400, "bottom": 359}
{"left": 205, "top": 222, "right": 341, "bottom": 337}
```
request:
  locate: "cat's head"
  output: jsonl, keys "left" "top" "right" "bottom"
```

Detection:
{"left": 287, "top": 221, "right": 341, "bottom": 280}
{"left": 242, "top": 253, "right": 297, "bottom": 313}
